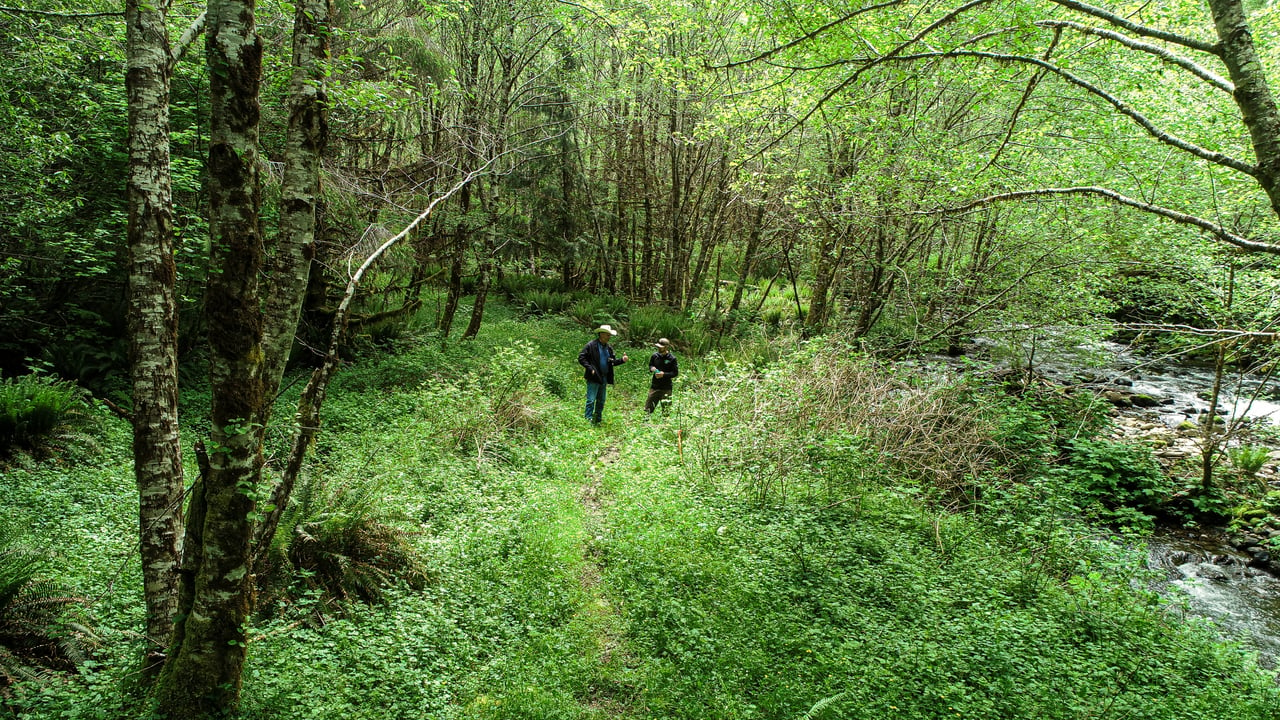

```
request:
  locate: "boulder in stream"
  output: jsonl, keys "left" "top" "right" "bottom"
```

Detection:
{"left": 1131, "top": 394, "right": 1162, "bottom": 408}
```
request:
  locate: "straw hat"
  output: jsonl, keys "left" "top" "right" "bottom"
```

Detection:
{"left": 594, "top": 324, "right": 618, "bottom": 336}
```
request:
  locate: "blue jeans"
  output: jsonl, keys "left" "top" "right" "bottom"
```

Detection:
{"left": 585, "top": 382, "right": 608, "bottom": 423}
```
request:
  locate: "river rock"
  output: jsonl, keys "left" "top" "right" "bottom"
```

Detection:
{"left": 1104, "top": 391, "right": 1132, "bottom": 408}
{"left": 1130, "top": 394, "right": 1161, "bottom": 408}
{"left": 1231, "top": 534, "right": 1261, "bottom": 551}
{"left": 1197, "top": 563, "right": 1232, "bottom": 582}
{"left": 1113, "top": 377, "right": 1134, "bottom": 387}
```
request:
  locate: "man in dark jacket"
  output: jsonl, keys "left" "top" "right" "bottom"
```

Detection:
{"left": 578, "top": 324, "right": 628, "bottom": 424}
{"left": 645, "top": 338, "right": 678, "bottom": 414}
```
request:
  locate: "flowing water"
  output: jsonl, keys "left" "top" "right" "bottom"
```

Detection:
{"left": 1034, "top": 340, "right": 1280, "bottom": 428}
{"left": 1147, "top": 531, "right": 1280, "bottom": 666}
{"left": 931, "top": 337, "right": 1280, "bottom": 667}
{"left": 1042, "top": 341, "right": 1280, "bottom": 666}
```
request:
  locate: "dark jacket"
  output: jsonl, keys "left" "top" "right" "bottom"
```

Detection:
{"left": 578, "top": 339, "right": 626, "bottom": 384}
{"left": 648, "top": 351, "right": 678, "bottom": 391}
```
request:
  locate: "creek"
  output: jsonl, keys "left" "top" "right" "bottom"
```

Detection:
{"left": 1147, "top": 530, "right": 1280, "bottom": 667}
{"left": 1040, "top": 340, "right": 1280, "bottom": 667}
{"left": 933, "top": 338, "right": 1280, "bottom": 667}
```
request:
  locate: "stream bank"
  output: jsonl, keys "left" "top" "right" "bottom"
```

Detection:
{"left": 936, "top": 338, "right": 1280, "bottom": 667}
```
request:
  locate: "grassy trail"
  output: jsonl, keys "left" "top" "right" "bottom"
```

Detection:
{"left": 7, "top": 316, "right": 1280, "bottom": 719}
{"left": 574, "top": 440, "right": 634, "bottom": 716}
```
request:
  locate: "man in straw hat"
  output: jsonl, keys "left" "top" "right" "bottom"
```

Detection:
{"left": 577, "top": 324, "right": 629, "bottom": 424}
{"left": 645, "top": 338, "right": 679, "bottom": 414}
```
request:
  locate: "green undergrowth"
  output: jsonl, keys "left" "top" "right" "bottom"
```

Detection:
{"left": 597, "top": 429, "right": 1276, "bottom": 718}
{"left": 4, "top": 309, "right": 1280, "bottom": 718}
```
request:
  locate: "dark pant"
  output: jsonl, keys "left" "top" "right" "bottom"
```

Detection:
{"left": 585, "top": 382, "right": 608, "bottom": 423}
{"left": 644, "top": 387, "right": 672, "bottom": 414}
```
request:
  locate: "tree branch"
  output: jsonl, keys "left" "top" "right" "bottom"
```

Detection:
{"left": 885, "top": 50, "right": 1256, "bottom": 176}
{"left": 1046, "top": 0, "right": 1219, "bottom": 54}
{"left": 933, "top": 186, "right": 1280, "bottom": 253}
{"left": 747, "top": 0, "right": 997, "bottom": 158}
{"left": 1036, "top": 20, "right": 1232, "bottom": 93}
{"left": 170, "top": 11, "right": 206, "bottom": 67}
{"left": 1119, "top": 322, "right": 1279, "bottom": 339}
{"left": 0, "top": 5, "right": 121, "bottom": 18}
{"left": 713, "top": 0, "right": 905, "bottom": 70}
{"left": 980, "top": 27, "right": 1061, "bottom": 175}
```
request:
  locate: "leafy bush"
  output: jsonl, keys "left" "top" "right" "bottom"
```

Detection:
{"left": 985, "top": 388, "right": 1110, "bottom": 478}
{"left": 0, "top": 374, "right": 82, "bottom": 455}
{"left": 1047, "top": 438, "right": 1170, "bottom": 531}
{"left": 416, "top": 340, "right": 547, "bottom": 457}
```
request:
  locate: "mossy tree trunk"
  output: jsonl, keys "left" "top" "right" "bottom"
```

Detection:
{"left": 124, "top": 0, "right": 184, "bottom": 666}
{"left": 154, "top": 0, "right": 264, "bottom": 712}
{"left": 259, "top": 0, "right": 330, "bottom": 412}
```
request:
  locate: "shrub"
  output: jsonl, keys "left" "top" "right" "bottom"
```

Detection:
{"left": 0, "top": 374, "right": 82, "bottom": 456}
{"left": 1047, "top": 438, "right": 1169, "bottom": 531}
{"left": 0, "top": 525, "right": 95, "bottom": 685}
{"left": 417, "top": 340, "right": 547, "bottom": 457}
{"left": 519, "top": 290, "right": 574, "bottom": 317}
{"left": 260, "top": 474, "right": 426, "bottom": 611}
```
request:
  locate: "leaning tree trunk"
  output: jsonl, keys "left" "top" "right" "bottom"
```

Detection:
{"left": 439, "top": 250, "right": 464, "bottom": 339}
{"left": 259, "top": 0, "right": 330, "bottom": 416}
{"left": 807, "top": 234, "right": 840, "bottom": 334}
{"left": 154, "top": 0, "right": 264, "bottom": 713}
{"left": 124, "top": 0, "right": 184, "bottom": 667}
{"left": 728, "top": 199, "right": 767, "bottom": 317}
{"left": 1209, "top": 0, "right": 1280, "bottom": 217}
{"left": 462, "top": 230, "right": 493, "bottom": 340}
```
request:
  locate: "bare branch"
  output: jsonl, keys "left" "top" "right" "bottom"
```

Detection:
{"left": 934, "top": 186, "right": 1280, "bottom": 253}
{"left": 885, "top": 50, "right": 1256, "bottom": 176}
{"left": 171, "top": 11, "right": 206, "bottom": 67}
{"left": 713, "top": 0, "right": 905, "bottom": 70}
{"left": 1036, "top": 19, "right": 1233, "bottom": 93}
{"left": 1119, "top": 322, "right": 1279, "bottom": 339}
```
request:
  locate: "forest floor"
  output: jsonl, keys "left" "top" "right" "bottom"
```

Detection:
{"left": 6, "top": 311, "right": 1280, "bottom": 719}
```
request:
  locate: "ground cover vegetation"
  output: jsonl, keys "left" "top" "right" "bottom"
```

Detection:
{"left": 1, "top": 309, "right": 1279, "bottom": 718}
{"left": 6, "top": 0, "right": 1280, "bottom": 715}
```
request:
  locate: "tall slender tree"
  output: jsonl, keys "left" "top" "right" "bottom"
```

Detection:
{"left": 124, "top": 0, "right": 184, "bottom": 666}
{"left": 154, "top": 0, "right": 265, "bottom": 710}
